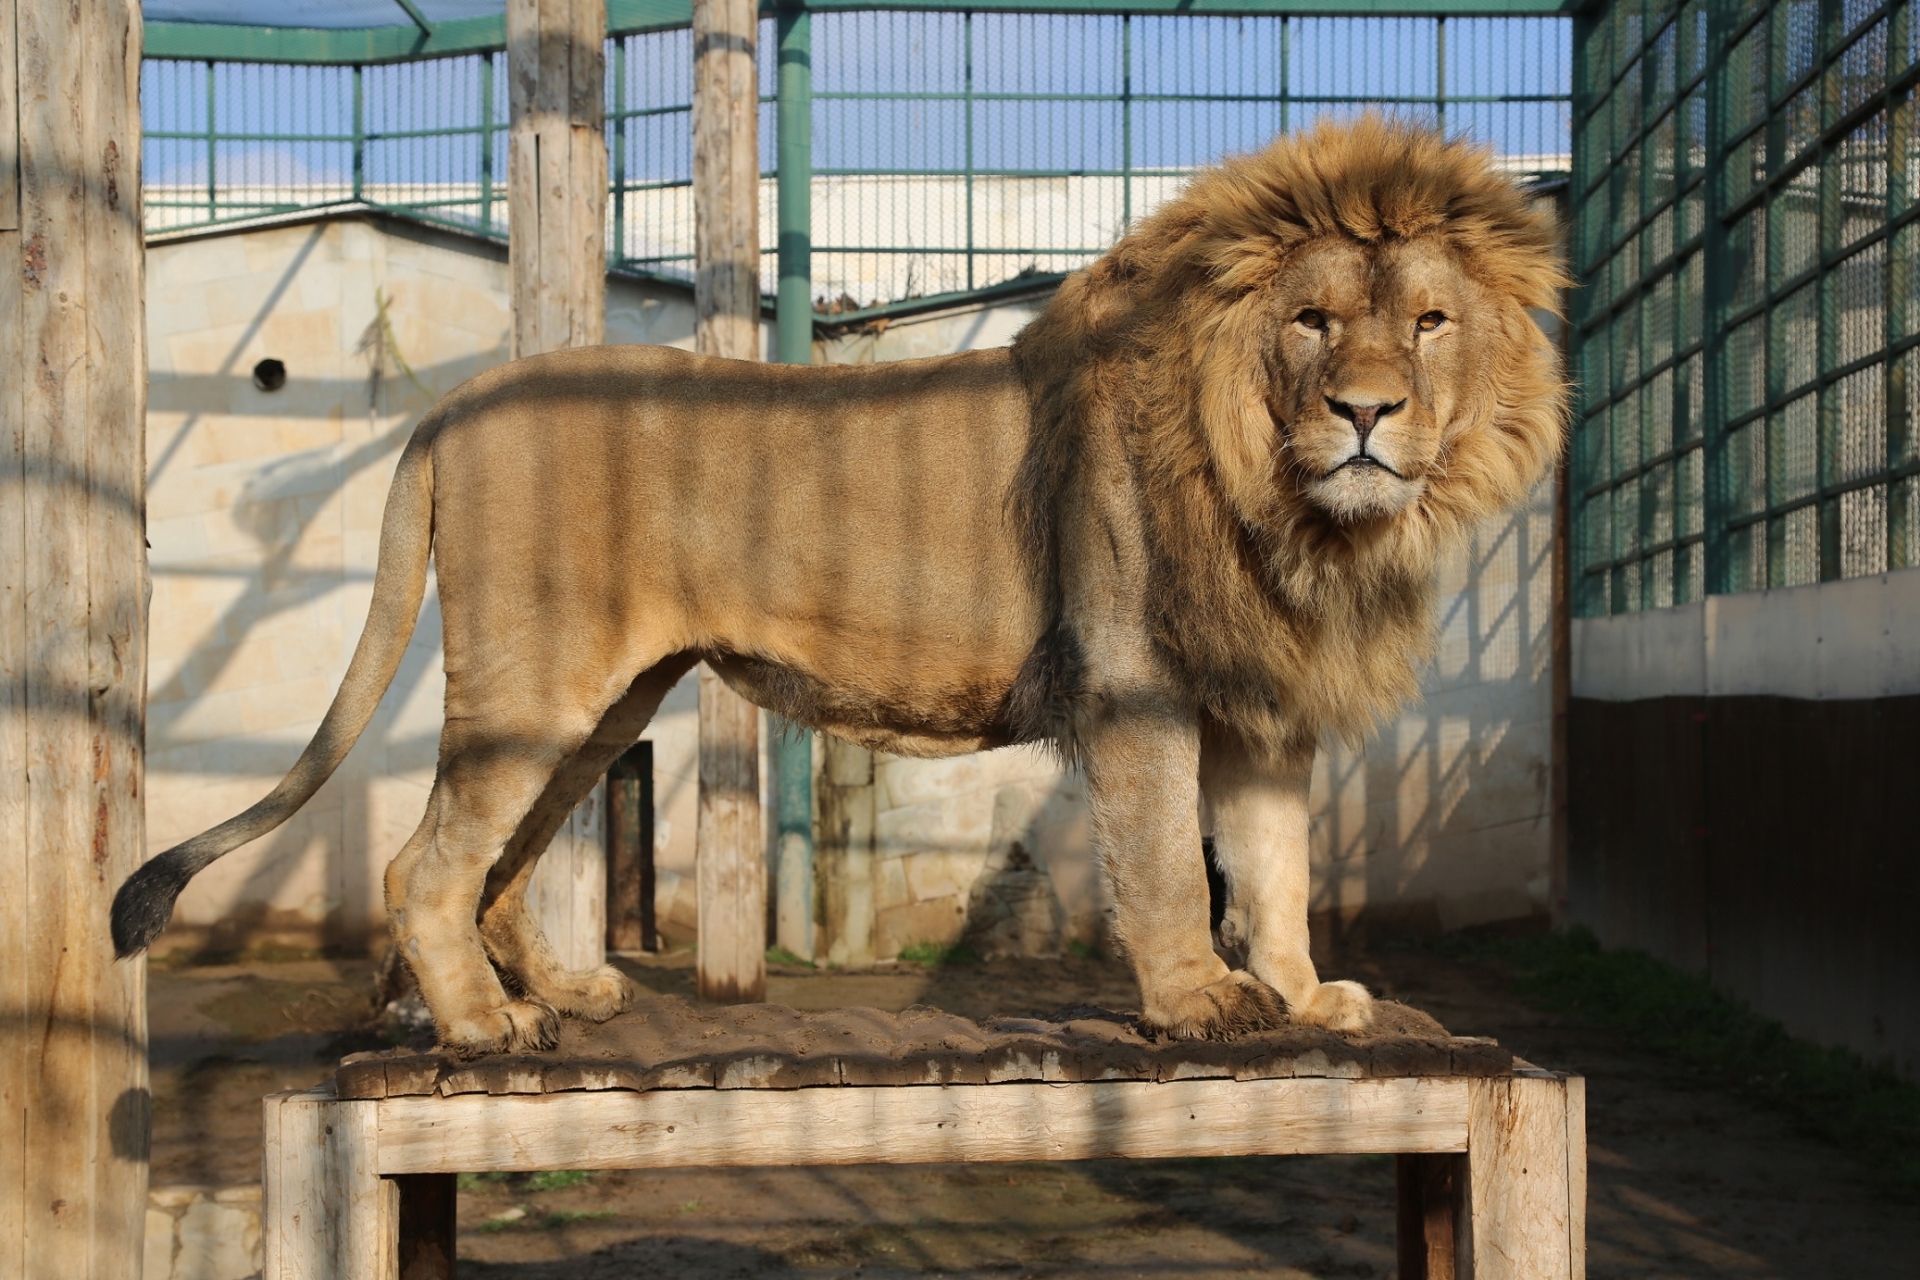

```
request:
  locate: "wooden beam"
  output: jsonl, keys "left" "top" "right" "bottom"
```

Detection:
{"left": 697, "top": 666, "right": 765, "bottom": 1000}
{"left": 263, "top": 1091, "right": 393, "bottom": 1280}
{"left": 508, "top": 0, "right": 608, "bottom": 360}
{"left": 506, "top": 0, "right": 612, "bottom": 973}
{"left": 1463, "top": 1071, "right": 1586, "bottom": 1280}
{"left": 1, "top": 2, "right": 149, "bottom": 1275}
{"left": 819, "top": 735, "right": 876, "bottom": 966}
{"left": 692, "top": 0, "right": 767, "bottom": 1002}
{"left": 375, "top": 1076, "right": 1474, "bottom": 1174}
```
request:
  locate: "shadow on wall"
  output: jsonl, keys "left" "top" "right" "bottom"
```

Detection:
{"left": 1310, "top": 480, "right": 1557, "bottom": 943}
{"left": 144, "top": 217, "right": 517, "bottom": 954}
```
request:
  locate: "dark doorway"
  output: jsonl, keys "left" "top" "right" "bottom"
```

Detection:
{"left": 605, "top": 741, "right": 656, "bottom": 953}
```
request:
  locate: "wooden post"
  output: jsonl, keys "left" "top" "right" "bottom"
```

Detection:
{"left": 507, "top": 0, "right": 612, "bottom": 971}
{"left": 605, "top": 741, "right": 656, "bottom": 953}
{"left": 508, "top": 0, "right": 608, "bottom": 361}
{"left": 818, "top": 737, "right": 876, "bottom": 968}
{"left": 1, "top": 2, "right": 150, "bottom": 1275}
{"left": 693, "top": 0, "right": 768, "bottom": 1002}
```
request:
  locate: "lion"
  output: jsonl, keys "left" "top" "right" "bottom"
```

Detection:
{"left": 113, "top": 116, "right": 1567, "bottom": 1053}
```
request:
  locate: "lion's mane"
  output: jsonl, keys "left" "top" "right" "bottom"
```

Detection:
{"left": 1010, "top": 116, "right": 1571, "bottom": 759}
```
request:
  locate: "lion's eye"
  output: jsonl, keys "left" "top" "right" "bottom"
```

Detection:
{"left": 1417, "top": 311, "right": 1448, "bottom": 332}
{"left": 1295, "top": 309, "right": 1327, "bottom": 331}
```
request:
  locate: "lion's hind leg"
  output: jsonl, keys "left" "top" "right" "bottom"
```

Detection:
{"left": 386, "top": 746, "right": 581, "bottom": 1057}
{"left": 475, "top": 656, "right": 698, "bottom": 1021}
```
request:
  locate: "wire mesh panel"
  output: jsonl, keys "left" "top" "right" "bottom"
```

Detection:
{"left": 1571, "top": 0, "right": 1920, "bottom": 615}
{"left": 142, "top": 8, "right": 1571, "bottom": 315}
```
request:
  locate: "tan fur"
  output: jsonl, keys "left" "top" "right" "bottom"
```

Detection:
{"left": 113, "top": 117, "right": 1567, "bottom": 1051}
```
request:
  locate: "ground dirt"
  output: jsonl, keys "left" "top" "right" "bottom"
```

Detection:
{"left": 148, "top": 944, "right": 1920, "bottom": 1279}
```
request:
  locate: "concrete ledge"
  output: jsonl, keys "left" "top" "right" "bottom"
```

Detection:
{"left": 1573, "top": 568, "right": 1920, "bottom": 700}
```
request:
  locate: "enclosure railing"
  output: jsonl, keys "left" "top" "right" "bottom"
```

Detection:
{"left": 1569, "top": 0, "right": 1920, "bottom": 612}
{"left": 142, "top": 1, "right": 1574, "bottom": 324}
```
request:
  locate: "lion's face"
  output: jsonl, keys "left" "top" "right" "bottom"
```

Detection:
{"left": 1267, "top": 235, "right": 1494, "bottom": 523}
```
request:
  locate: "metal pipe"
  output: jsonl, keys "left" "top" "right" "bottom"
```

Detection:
{"left": 774, "top": 0, "right": 816, "bottom": 962}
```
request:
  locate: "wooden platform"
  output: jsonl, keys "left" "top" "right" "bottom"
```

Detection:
{"left": 263, "top": 997, "right": 1584, "bottom": 1279}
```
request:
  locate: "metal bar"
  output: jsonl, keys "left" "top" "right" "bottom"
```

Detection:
{"left": 1436, "top": 15, "right": 1446, "bottom": 135}
{"left": 1281, "top": 14, "right": 1290, "bottom": 134}
{"left": 481, "top": 51, "right": 496, "bottom": 233}
{"left": 773, "top": 0, "right": 815, "bottom": 962}
{"left": 352, "top": 64, "right": 366, "bottom": 202}
{"left": 391, "top": 0, "right": 436, "bottom": 36}
{"left": 1121, "top": 13, "right": 1132, "bottom": 231}
{"left": 613, "top": 38, "right": 628, "bottom": 261}
{"left": 965, "top": 10, "right": 975, "bottom": 292}
{"left": 205, "top": 61, "right": 218, "bottom": 221}
{"left": 777, "top": 3, "right": 813, "bottom": 362}
{"left": 1701, "top": 0, "right": 1737, "bottom": 597}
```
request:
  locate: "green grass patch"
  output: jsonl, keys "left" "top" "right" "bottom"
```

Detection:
{"left": 765, "top": 945, "right": 814, "bottom": 968}
{"left": 1434, "top": 927, "right": 1920, "bottom": 1201}
{"left": 1066, "top": 939, "right": 1105, "bottom": 961}
{"left": 897, "top": 940, "right": 979, "bottom": 967}
{"left": 457, "top": 1169, "right": 591, "bottom": 1194}
{"left": 524, "top": 1169, "right": 592, "bottom": 1192}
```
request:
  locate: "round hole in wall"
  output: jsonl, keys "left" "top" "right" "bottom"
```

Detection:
{"left": 252, "top": 358, "right": 287, "bottom": 392}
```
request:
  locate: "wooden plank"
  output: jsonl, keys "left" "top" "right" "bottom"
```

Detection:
{"left": 697, "top": 664, "right": 765, "bottom": 1001}
{"left": 80, "top": 2, "right": 149, "bottom": 1270}
{"left": 506, "top": 0, "right": 610, "bottom": 970}
{"left": 3, "top": 2, "right": 148, "bottom": 1276}
{"left": 0, "top": 209, "right": 25, "bottom": 1280}
{"left": 818, "top": 735, "right": 875, "bottom": 966}
{"left": 373, "top": 1077, "right": 1472, "bottom": 1174}
{"left": 692, "top": 0, "right": 762, "bottom": 363}
{"left": 1395, "top": 1153, "right": 1461, "bottom": 1280}
{"left": 506, "top": 0, "right": 608, "bottom": 359}
{"left": 0, "top": 0, "right": 17, "bottom": 231}
{"left": 691, "top": 0, "right": 767, "bottom": 1001}
{"left": 265, "top": 1089, "right": 393, "bottom": 1280}
{"left": 606, "top": 742, "right": 656, "bottom": 952}
{"left": 1461, "top": 1074, "right": 1580, "bottom": 1280}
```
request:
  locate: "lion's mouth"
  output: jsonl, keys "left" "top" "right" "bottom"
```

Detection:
{"left": 1328, "top": 454, "right": 1405, "bottom": 480}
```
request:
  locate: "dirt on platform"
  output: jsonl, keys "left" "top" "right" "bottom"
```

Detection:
{"left": 148, "top": 945, "right": 1920, "bottom": 1278}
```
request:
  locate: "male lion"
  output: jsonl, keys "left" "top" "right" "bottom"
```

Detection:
{"left": 114, "top": 117, "right": 1566, "bottom": 1051}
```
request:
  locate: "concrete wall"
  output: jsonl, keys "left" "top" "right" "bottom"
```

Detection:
{"left": 1572, "top": 569, "right": 1920, "bottom": 701}
{"left": 1568, "top": 569, "right": 1920, "bottom": 1077}
{"left": 146, "top": 211, "right": 1558, "bottom": 958}
{"left": 144, "top": 211, "right": 761, "bottom": 954}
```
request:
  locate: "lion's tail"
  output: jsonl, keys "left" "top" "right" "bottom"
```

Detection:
{"left": 111, "top": 433, "right": 437, "bottom": 958}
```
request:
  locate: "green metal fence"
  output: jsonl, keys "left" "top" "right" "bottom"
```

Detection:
{"left": 142, "top": 4, "right": 1572, "bottom": 322}
{"left": 1570, "top": 0, "right": 1920, "bottom": 616}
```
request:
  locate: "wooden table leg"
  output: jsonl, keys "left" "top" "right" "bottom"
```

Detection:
{"left": 1396, "top": 1152, "right": 1462, "bottom": 1280}
{"left": 1459, "top": 1073, "right": 1586, "bottom": 1280}
{"left": 396, "top": 1173, "right": 458, "bottom": 1279}
{"left": 263, "top": 1088, "right": 394, "bottom": 1279}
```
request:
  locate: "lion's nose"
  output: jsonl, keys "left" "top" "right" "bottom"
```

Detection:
{"left": 1325, "top": 396, "right": 1406, "bottom": 445}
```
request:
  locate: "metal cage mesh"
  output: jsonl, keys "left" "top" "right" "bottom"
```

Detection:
{"left": 1570, "top": 0, "right": 1920, "bottom": 616}
{"left": 142, "top": 10, "right": 1571, "bottom": 313}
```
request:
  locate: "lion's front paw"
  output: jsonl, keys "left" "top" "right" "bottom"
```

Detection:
{"left": 1139, "top": 970, "right": 1288, "bottom": 1041}
{"left": 545, "top": 965, "right": 633, "bottom": 1023}
{"left": 1292, "top": 979, "right": 1373, "bottom": 1033}
{"left": 438, "top": 998, "right": 561, "bottom": 1058}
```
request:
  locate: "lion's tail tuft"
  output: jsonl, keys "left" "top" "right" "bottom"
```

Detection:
{"left": 111, "top": 433, "right": 437, "bottom": 957}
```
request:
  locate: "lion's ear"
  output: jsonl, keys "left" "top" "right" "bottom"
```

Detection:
{"left": 1192, "top": 291, "right": 1283, "bottom": 521}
